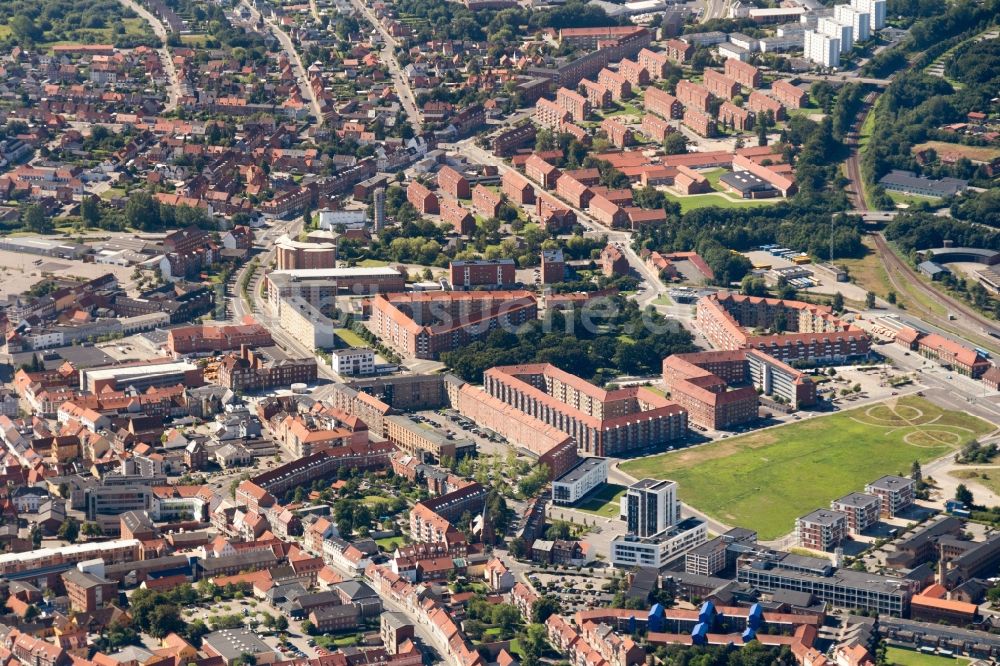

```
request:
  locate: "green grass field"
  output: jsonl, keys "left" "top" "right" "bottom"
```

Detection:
{"left": 334, "top": 328, "right": 368, "bottom": 348}
{"left": 887, "top": 190, "right": 942, "bottom": 207}
{"left": 576, "top": 483, "right": 627, "bottom": 518}
{"left": 885, "top": 647, "right": 970, "bottom": 666}
{"left": 950, "top": 468, "right": 1000, "bottom": 497}
{"left": 620, "top": 396, "right": 994, "bottom": 539}
{"left": 663, "top": 190, "right": 780, "bottom": 213}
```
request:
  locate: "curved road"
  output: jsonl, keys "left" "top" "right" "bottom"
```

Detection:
{"left": 116, "top": 0, "right": 180, "bottom": 112}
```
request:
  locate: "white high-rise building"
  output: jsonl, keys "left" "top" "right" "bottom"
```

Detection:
{"left": 623, "top": 479, "right": 680, "bottom": 537}
{"left": 819, "top": 16, "right": 853, "bottom": 53}
{"left": 835, "top": 4, "right": 870, "bottom": 42}
{"left": 851, "top": 0, "right": 886, "bottom": 30}
{"left": 804, "top": 29, "right": 841, "bottom": 68}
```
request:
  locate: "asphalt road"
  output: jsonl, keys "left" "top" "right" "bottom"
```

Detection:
{"left": 116, "top": 0, "right": 180, "bottom": 112}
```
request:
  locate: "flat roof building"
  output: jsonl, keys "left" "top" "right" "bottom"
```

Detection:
{"left": 552, "top": 457, "right": 609, "bottom": 506}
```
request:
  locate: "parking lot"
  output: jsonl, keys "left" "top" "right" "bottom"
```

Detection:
{"left": 417, "top": 408, "right": 523, "bottom": 458}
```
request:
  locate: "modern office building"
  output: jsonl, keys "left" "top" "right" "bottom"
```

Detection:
{"left": 625, "top": 479, "right": 680, "bottom": 537}
{"left": 552, "top": 457, "right": 609, "bottom": 505}
{"left": 610, "top": 517, "right": 707, "bottom": 569}
{"left": 329, "top": 348, "right": 376, "bottom": 376}
{"left": 803, "top": 29, "right": 840, "bottom": 68}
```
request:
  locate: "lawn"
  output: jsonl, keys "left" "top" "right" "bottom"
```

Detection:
{"left": 836, "top": 237, "right": 893, "bottom": 299}
{"left": 375, "top": 536, "right": 402, "bottom": 551}
{"left": 100, "top": 187, "right": 127, "bottom": 200}
{"left": 576, "top": 483, "right": 627, "bottom": 518}
{"left": 619, "top": 396, "right": 994, "bottom": 539}
{"left": 887, "top": 190, "right": 942, "bottom": 207}
{"left": 950, "top": 468, "right": 1000, "bottom": 497}
{"left": 885, "top": 647, "right": 970, "bottom": 666}
{"left": 334, "top": 328, "right": 368, "bottom": 348}
{"left": 663, "top": 190, "right": 780, "bottom": 213}
{"left": 356, "top": 258, "right": 389, "bottom": 267}
{"left": 702, "top": 168, "right": 727, "bottom": 192}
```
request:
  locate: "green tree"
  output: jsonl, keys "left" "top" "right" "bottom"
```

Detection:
{"left": 22, "top": 204, "right": 51, "bottom": 233}
{"left": 530, "top": 596, "right": 560, "bottom": 624}
{"left": 58, "top": 517, "right": 80, "bottom": 543}
{"left": 125, "top": 191, "right": 162, "bottom": 230}
{"left": 663, "top": 133, "right": 687, "bottom": 155}
{"left": 831, "top": 291, "right": 844, "bottom": 312}
{"left": 274, "top": 615, "right": 289, "bottom": 632}
{"left": 865, "top": 291, "right": 876, "bottom": 309}
{"left": 81, "top": 196, "right": 102, "bottom": 227}
{"left": 956, "top": 484, "right": 974, "bottom": 506}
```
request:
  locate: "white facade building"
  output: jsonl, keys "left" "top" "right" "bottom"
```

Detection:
{"left": 552, "top": 457, "right": 609, "bottom": 505}
{"left": 804, "top": 29, "right": 841, "bottom": 67}
{"left": 851, "top": 0, "right": 885, "bottom": 30}
{"left": 818, "top": 16, "right": 853, "bottom": 53}
{"left": 622, "top": 479, "right": 680, "bottom": 537}
{"left": 330, "top": 347, "right": 376, "bottom": 376}
{"left": 610, "top": 517, "right": 707, "bottom": 568}
{"left": 835, "top": 4, "right": 870, "bottom": 42}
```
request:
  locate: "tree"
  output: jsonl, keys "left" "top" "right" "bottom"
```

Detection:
{"left": 831, "top": 291, "right": 844, "bottom": 312}
{"left": 82, "top": 522, "right": 103, "bottom": 537}
{"left": 274, "top": 615, "right": 289, "bottom": 632}
{"left": 29, "top": 525, "right": 41, "bottom": 549}
{"left": 125, "top": 191, "right": 161, "bottom": 230}
{"left": 22, "top": 204, "right": 51, "bottom": 233}
{"left": 81, "top": 196, "right": 102, "bottom": 227}
{"left": 301, "top": 620, "right": 315, "bottom": 635}
{"left": 865, "top": 291, "right": 876, "bottom": 309}
{"left": 955, "top": 484, "right": 974, "bottom": 506}
{"left": 531, "top": 596, "right": 560, "bottom": 624}
{"left": 663, "top": 133, "right": 687, "bottom": 155}
{"left": 911, "top": 460, "right": 922, "bottom": 483}
{"left": 58, "top": 517, "right": 80, "bottom": 544}
{"left": 887, "top": 291, "right": 897, "bottom": 304}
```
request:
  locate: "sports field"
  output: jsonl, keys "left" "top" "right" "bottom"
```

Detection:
{"left": 619, "top": 396, "right": 994, "bottom": 539}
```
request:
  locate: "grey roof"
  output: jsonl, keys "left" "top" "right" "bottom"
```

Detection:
{"left": 720, "top": 171, "right": 773, "bottom": 193}
{"left": 832, "top": 492, "right": 880, "bottom": 508}
{"left": 202, "top": 630, "right": 274, "bottom": 661}
{"left": 879, "top": 169, "right": 968, "bottom": 197}
{"left": 918, "top": 261, "right": 948, "bottom": 276}
{"left": 335, "top": 579, "right": 378, "bottom": 601}
{"left": 799, "top": 508, "right": 847, "bottom": 526}
{"left": 381, "top": 612, "right": 411, "bottom": 630}
{"left": 553, "top": 457, "right": 606, "bottom": 485}
{"left": 867, "top": 475, "right": 914, "bottom": 492}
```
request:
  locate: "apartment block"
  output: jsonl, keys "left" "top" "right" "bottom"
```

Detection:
{"left": 724, "top": 58, "right": 762, "bottom": 88}
{"left": 525, "top": 154, "right": 561, "bottom": 190}
{"left": 535, "top": 97, "right": 572, "bottom": 129}
{"left": 772, "top": 80, "right": 807, "bottom": 108}
{"left": 835, "top": 4, "right": 871, "bottom": 41}
{"left": 601, "top": 117, "right": 634, "bottom": 148}
{"left": 581, "top": 79, "right": 612, "bottom": 109}
{"left": 490, "top": 123, "right": 537, "bottom": 157}
{"left": 865, "top": 475, "right": 915, "bottom": 518}
{"left": 662, "top": 352, "right": 759, "bottom": 430}
{"left": 440, "top": 196, "right": 476, "bottom": 235}
{"left": 664, "top": 39, "right": 694, "bottom": 63}
{"left": 831, "top": 492, "right": 881, "bottom": 534}
{"left": 637, "top": 48, "right": 671, "bottom": 79}
{"left": 703, "top": 69, "right": 740, "bottom": 100}
{"left": 619, "top": 59, "right": 650, "bottom": 87}
{"left": 803, "top": 29, "right": 840, "bottom": 67}
{"left": 852, "top": 0, "right": 886, "bottom": 29}
{"left": 407, "top": 181, "right": 439, "bottom": 214}
{"left": 797, "top": 509, "right": 847, "bottom": 551}
{"left": 718, "top": 102, "right": 754, "bottom": 131}
{"left": 556, "top": 87, "right": 591, "bottom": 121}
{"left": 641, "top": 114, "right": 674, "bottom": 143}
{"left": 472, "top": 184, "right": 502, "bottom": 219}
{"left": 818, "top": 16, "right": 853, "bottom": 53}
{"left": 481, "top": 364, "right": 688, "bottom": 456}
{"left": 503, "top": 170, "right": 535, "bottom": 204}
{"left": 449, "top": 259, "right": 516, "bottom": 290}
{"left": 683, "top": 108, "right": 717, "bottom": 137}
{"left": 437, "top": 166, "right": 471, "bottom": 200}
{"left": 676, "top": 80, "right": 712, "bottom": 113}
{"left": 556, "top": 174, "right": 594, "bottom": 209}
{"left": 644, "top": 86, "right": 684, "bottom": 119}
{"left": 541, "top": 249, "right": 566, "bottom": 284}
{"left": 747, "top": 91, "right": 786, "bottom": 121}
{"left": 598, "top": 69, "right": 631, "bottom": 101}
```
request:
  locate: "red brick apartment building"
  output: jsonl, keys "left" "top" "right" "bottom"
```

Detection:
{"left": 644, "top": 87, "right": 684, "bottom": 119}
{"left": 664, "top": 39, "right": 694, "bottom": 63}
{"left": 370, "top": 291, "right": 538, "bottom": 359}
{"left": 724, "top": 58, "right": 762, "bottom": 88}
{"left": 525, "top": 154, "right": 561, "bottom": 190}
{"left": 619, "top": 58, "right": 650, "bottom": 86}
{"left": 797, "top": 509, "right": 847, "bottom": 551}
{"left": 491, "top": 123, "right": 537, "bottom": 157}
{"left": 894, "top": 327, "right": 991, "bottom": 378}
{"left": 830, "top": 492, "right": 881, "bottom": 534}
{"left": 704, "top": 69, "right": 740, "bottom": 100}
{"left": 696, "top": 292, "right": 871, "bottom": 363}
{"left": 482, "top": 363, "right": 688, "bottom": 456}
{"left": 536, "top": 192, "right": 577, "bottom": 231}
{"left": 600, "top": 243, "right": 629, "bottom": 276}
{"left": 598, "top": 69, "right": 631, "bottom": 101}
{"left": 556, "top": 173, "right": 594, "bottom": 209}
{"left": 590, "top": 193, "right": 628, "bottom": 227}
{"left": 772, "top": 80, "right": 807, "bottom": 108}
{"left": 440, "top": 196, "right": 476, "bottom": 235}
{"left": 167, "top": 320, "right": 272, "bottom": 356}
{"left": 503, "top": 170, "right": 535, "bottom": 204}
{"left": 581, "top": 79, "right": 613, "bottom": 109}
{"left": 674, "top": 165, "right": 711, "bottom": 194}
{"left": 676, "top": 80, "right": 712, "bottom": 113}
{"left": 864, "top": 475, "right": 916, "bottom": 518}
{"left": 472, "top": 184, "right": 502, "bottom": 219}
{"left": 558, "top": 25, "right": 649, "bottom": 48}
{"left": 747, "top": 91, "right": 786, "bottom": 121}
{"left": 638, "top": 48, "right": 670, "bottom": 79}
{"left": 407, "top": 181, "right": 438, "bottom": 214}
{"left": 449, "top": 259, "right": 516, "bottom": 290}
{"left": 437, "top": 166, "right": 471, "bottom": 199}
{"left": 556, "top": 87, "right": 591, "bottom": 121}
{"left": 541, "top": 249, "right": 565, "bottom": 284}
{"left": 601, "top": 118, "right": 633, "bottom": 148}
{"left": 719, "top": 102, "right": 754, "bottom": 131}
{"left": 535, "top": 97, "right": 571, "bottom": 129}
{"left": 641, "top": 114, "right": 674, "bottom": 143}
{"left": 275, "top": 236, "right": 337, "bottom": 270}
{"left": 217, "top": 346, "right": 317, "bottom": 392}
{"left": 662, "top": 352, "right": 758, "bottom": 430}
